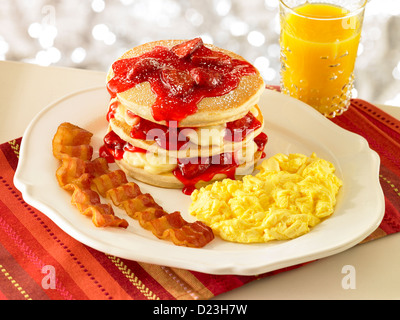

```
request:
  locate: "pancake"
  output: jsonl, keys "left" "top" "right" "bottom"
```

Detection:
{"left": 106, "top": 39, "right": 265, "bottom": 127}
{"left": 108, "top": 100, "right": 265, "bottom": 159}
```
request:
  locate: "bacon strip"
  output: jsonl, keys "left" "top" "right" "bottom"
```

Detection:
{"left": 105, "top": 182, "right": 142, "bottom": 206}
{"left": 86, "top": 204, "right": 129, "bottom": 228}
{"left": 112, "top": 188, "right": 214, "bottom": 247}
{"left": 69, "top": 184, "right": 128, "bottom": 228}
{"left": 70, "top": 184, "right": 101, "bottom": 212}
{"left": 121, "top": 193, "right": 162, "bottom": 215}
{"left": 52, "top": 122, "right": 93, "bottom": 160}
{"left": 53, "top": 122, "right": 128, "bottom": 229}
{"left": 84, "top": 157, "right": 110, "bottom": 177}
{"left": 90, "top": 170, "right": 128, "bottom": 197}
{"left": 169, "top": 221, "right": 215, "bottom": 248}
{"left": 56, "top": 157, "right": 91, "bottom": 189}
{"left": 52, "top": 122, "right": 214, "bottom": 247}
{"left": 56, "top": 156, "right": 110, "bottom": 190}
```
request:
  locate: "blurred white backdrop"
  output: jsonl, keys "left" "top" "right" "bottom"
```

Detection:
{"left": 1, "top": 0, "right": 399, "bottom": 106}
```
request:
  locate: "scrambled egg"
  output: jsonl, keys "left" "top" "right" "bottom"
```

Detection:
{"left": 189, "top": 153, "right": 343, "bottom": 243}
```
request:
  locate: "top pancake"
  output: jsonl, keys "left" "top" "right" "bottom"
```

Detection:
{"left": 106, "top": 39, "right": 265, "bottom": 127}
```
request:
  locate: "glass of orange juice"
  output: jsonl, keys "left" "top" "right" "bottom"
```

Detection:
{"left": 279, "top": 0, "right": 367, "bottom": 117}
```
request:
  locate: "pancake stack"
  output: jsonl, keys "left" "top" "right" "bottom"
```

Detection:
{"left": 102, "top": 38, "right": 267, "bottom": 194}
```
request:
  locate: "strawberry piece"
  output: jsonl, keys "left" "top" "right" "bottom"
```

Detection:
{"left": 191, "top": 51, "right": 232, "bottom": 67}
{"left": 127, "top": 57, "right": 161, "bottom": 81}
{"left": 161, "top": 68, "right": 195, "bottom": 96}
{"left": 171, "top": 38, "right": 203, "bottom": 59}
{"left": 190, "top": 67, "right": 222, "bottom": 87}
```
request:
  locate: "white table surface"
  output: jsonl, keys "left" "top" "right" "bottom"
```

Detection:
{"left": 2, "top": 60, "right": 399, "bottom": 300}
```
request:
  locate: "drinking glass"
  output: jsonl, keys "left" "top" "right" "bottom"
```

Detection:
{"left": 279, "top": 0, "right": 367, "bottom": 117}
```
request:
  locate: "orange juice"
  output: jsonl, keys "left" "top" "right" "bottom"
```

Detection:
{"left": 280, "top": 2, "right": 364, "bottom": 117}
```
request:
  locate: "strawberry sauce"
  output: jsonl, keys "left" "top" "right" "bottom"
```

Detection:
{"left": 106, "top": 38, "right": 257, "bottom": 123}
{"left": 173, "top": 153, "right": 239, "bottom": 195}
{"left": 100, "top": 129, "right": 268, "bottom": 195}
{"left": 126, "top": 110, "right": 191, "bottom": 151}
{"left": 100, "top": 130, "right": 146, "bottom": 163}
{"left": 173, "top": 134, "right": 268, "bottom": 195}
{"left": 224, "top": 111, "right": 262, "bottom": 142}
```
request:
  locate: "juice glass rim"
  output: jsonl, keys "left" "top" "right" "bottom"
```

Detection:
{"left": 279, "top": 0, "right": 367, "bottom": 20}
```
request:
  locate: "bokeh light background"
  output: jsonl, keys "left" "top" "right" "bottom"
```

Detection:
{"left": 1, "top": 0, "right": 399, "bottom": 106}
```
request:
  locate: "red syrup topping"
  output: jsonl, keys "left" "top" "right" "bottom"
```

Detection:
{"left": 106, "top": 100, "right": 119, "bottom": 121}
{"left": 106, "top": 38, "right": 257, "bottom": 123}
{"left": 254, "top": 132, "right": 268, "bottom": 152}
{"left": 173, "top": 153, "right": 240, "bottom": 195}
{"left": 254, "top": 132, "right": 268, "bottom": 159}
{"left": 100, "top": 130, "right": 268, "bottom": 194}
{"left": 224, "top": 111, "right": 262, "bottom": 142}
{"left": 126, "top": 110, "right": 190, "bottom": 151}
{"left": 124, "top": 109, "right": 262, "bottom": 151}
{"left": 173, "top": 133, "right": 269, "bottom": 195}
{"left": 99, "top": 130, "right": 146, "bottom": 163}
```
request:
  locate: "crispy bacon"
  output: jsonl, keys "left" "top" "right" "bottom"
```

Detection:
{"left": 147, "top": 212, "right": 214, "bottom": 248}
{"left": 52, "top": 122, "right": 93, "bottom": 160}
{"left": 169, "top": 221, "right": 215, "bottom": 248}
{"left": 84, "top": 157, "right": 110, "bottom": 177}
{"left": 69, "top": 184, "right": 128, "bottom": 228}
{"left": 106, "top": 182, "right": 142, "bottom": 206}
{"left": 136, "top": 208, "right": 168, "bottom": 228}
{"left": 55, "top": 156, "right": 110, "bottom": 190}
{"left": 148, "top": 211, "right": 186, "bottom": 238}
{"left": 118, "top": 191, "right": 213, "bottom": 247}
{"left": 86, "top": 204, "right": 129, "bottom": 228}
{"left": 53, "top": 122, "right": 93, "bottom": 146}
{"left": 53, "top": 144, "right": 93, "bottom": 161}
{"left": 121, "top": 193, "right": 162, "bottom": 215}
{"left": 90, "top": 170, "right": 128, "bottom": 197}
{"left": 70, "top": 184, "right": 101, "bottom": 211}
{"left": 108, "top": 182, "right": 214, "bottom": 247}
{"left": 56, "top": 157, "right": 91, "bottom": 189}
{"left": 52, "top": 122, "right": 214, "bottom": 246}
{"left": 53, "top": 122, "right": 128, "bottom": 229}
